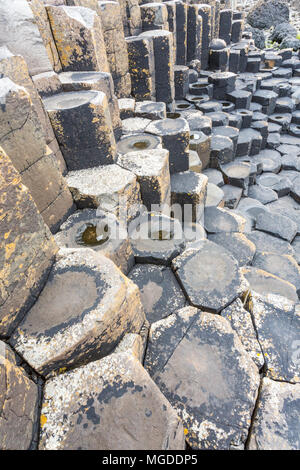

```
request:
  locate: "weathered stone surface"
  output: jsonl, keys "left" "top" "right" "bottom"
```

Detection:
{"left": 46, "top": 5, "right": 109, "bottom": 73}
{"left": 97, "top": 1, "right": 131, "bottom": 97}
{"left": 256, "top": 211, "right": 297, "bottom": 242}
{"left": 242, "top": 266, "right": 298, "bottom": 303}
{"left": 117, "top": 133, "right": 162, "bottom": 155}
{"left": 10, "top": 249, "right": 145, "bottom": 377}
{"left": 204, "top": 206, "right": 246, "bottom": 234}
{"left": 117, "top": 148, "right": 170, "bottom": 210}
{"left": 0, "top": 147, "right": 57, "bottom": 337}
{"left": 55, "top": 209, "right": 134, "bottom": 274}
{"left": 0, "top": 0, "right": 53, "bottom": 75}
{"left": 129, "top": 212, "right": 185, "bottom": 266}
{"left": 208, "top": 232, "right": 255, "bottom": 266}
{"left": 172, "top": 241, "right": 243, "bottom": 313}
{"left": 66, "top": 164, "right": 142, "bottom": 225}
{"left": 248, "top": 378, "right": 300, "bottom": 450}
{"left": 252, "top": 252, "right": 300, "bottom": 295}
{"left": 205, "top": 182, "right": 224, "bottom": 208}
{"left": 247, "top": 230, "right": 295, "bottom": 258}
{"left": 248, "top": 292, "right": 300, "bottom": 383}
{"left": 128, "top": 264, "right": 187, "bottom": 324}
{"left": 147, "top": 311, "right": 260, "bottom": 449}
{"left": 39, "top": 352, "right": 185, "bottom": 450}
{"left": 221, "top": 298, "right": 264, "bottom": 369}
{"left": 248, "top": 184, "right": 278, "bottom": 205}
{"left": 171, "top": 171, "right": 208, "bottom": 223}
{"left": 126, "top": 35, "right": 155, "bottom": 101}
{"left": 59, "top": 70, "right": 121, "bottom": 140}
{"left": 0, "top": 341, "right": 39, "bottom": 450}
{"left": 44, "top": 90, "right": 116, "bottom": 170}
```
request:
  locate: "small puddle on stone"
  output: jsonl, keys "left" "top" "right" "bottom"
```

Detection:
{"left": 149, "top": 229, "right": 174, "bottom": 241}
{"left": 77, "top": 224, "right": 109, "bottom": 247}
{"left": 167, "top": 112, "right": 181, "bottom": 119}
{"left": 133, "top": 141, "right": 150, "bottom": 150}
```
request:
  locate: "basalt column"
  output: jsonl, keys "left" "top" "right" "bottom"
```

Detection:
{"left": 44, "top": 90, "right": 116, "bottom": 170}
{"left": 97, "top": 1, "right": 132, "bottom": 97}
{"left": 46, "top": 5, "right": 110, "bottom": 73}
{"left": 198, "top": 4, "right": 212, "bottom": 70}
{"left": 126, "top": 36, "right": 156, "bottom": 101}
{"left": 219, "top": 9, "right": 233, "bottom": 46}
{"left": 139, "top": 30, "right": 175, "bottom": 106}
{"left": 175, "top": 1, "right": 188, "bottom": 66}
{"left": 140, "top": 3, "right": 169, "bottom": 31}
{"left": 118, "top": 0, "right": 142, "bottom": 36}
{"left": 0, "top": 78, "right": 75, "bottom": 233}
{"left": 187, "top": 5, "right": 202, "bottom": 64}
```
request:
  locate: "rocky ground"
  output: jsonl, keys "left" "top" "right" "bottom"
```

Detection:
{"left": 0, "top": 0, "right": 300, "bottom": 452}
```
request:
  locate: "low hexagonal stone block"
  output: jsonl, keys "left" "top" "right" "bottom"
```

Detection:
{"left": 66, "top": 164, "right": 142, "bottom": 225}
{"left": 208, "top": 232, "right": 256, "bottom": 266}
{"left": 171, "top": 171, "right": 208, "bottom": 223}
{"left": 128, "top": 264, "right": 187, "bottom": 324}
{"left": 256, "top": 211, "right": 297, "bottom": 242}
{"left": 10, "top": 249, "right": 145, "bottom": 377}
{"left": 241, "top": 267, "right": 298, "bottom": 303}
{"left": 247, "top": 230, "right": 295, "bottom": 258}
{"left": 39, "top": 353, "right": 185, "bottom": 450}
{"left": 248, "top": 292, "right": 300, "bottom": 383}
{"left": 129, "top": 212, "right": 185, "bottom": 265}
{"left": 204, "top": 206, "right": 246, "bottom": 234}
{"left": 55, "top": 209, "right": 134, "bottom": 274}
{"left": 172, "top": 241, "right": 243, "bottom": 313}
{"left": 0, "top": 341, "right": 38, "bottom": 450}
{"left": 146, "top": 311, "right": 260, "bottom": 449}
{"left": 248, "top": 378, "right": 300, "bottom": 450}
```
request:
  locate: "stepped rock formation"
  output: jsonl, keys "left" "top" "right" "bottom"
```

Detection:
{"left": 0, "top": 0, "right": 300, "bottom": 451}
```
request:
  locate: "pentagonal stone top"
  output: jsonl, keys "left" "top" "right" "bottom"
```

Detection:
{"left": 172, "top": 241, "right": 243, "bottom": 312}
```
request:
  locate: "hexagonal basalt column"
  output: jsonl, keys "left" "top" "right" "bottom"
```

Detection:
{"left": 97, "top": 1, "right": 131, "bottom": 98}
{"left": 55, "top": 209, "right": 134, "bottom": 274}
{"left": 187, "top": 5, "right": 202, "bottom": 63}
{"left": 118, "top": 148, "right": 170, "bottom": 211}
{"left": 59, "top": 71, "right": 121, "bottom": 141}
{"left": 117, "top": 133, "right": 162, "bottom": 154}
{"left": 129, "top": 212, "right": 185, "bottom": 265}
{"left": 146, "top": 118, "right": 189, "bottom": 174}
{"left": 140, "top": 3, "right": 169, "bottom": 31}
{"left": 139, "top": 30, "right": 175, "bottom": 105}
{"left": 44, "top": 90, "right": 116, "bottom": 171}
{"left": 46, "top": 5, "right": 109, "bottom": 73}
{"left": 171, "top": 171, "right": 208, "bottom": 223}
{"left": 172, "top": 241, "right": 243, "bottom": 312}
{"left": 175, "top": 1, "right": 188, "bottom": 65}
{"left": 219, "top": 9, "right": 232, "bottom": 45}
{"left": 0, "top": 341, "right": 38, "bottom": 450}
{"left": 198, "top": 4, "right": 212, "bottom": 70}
{"left": 39, "top": 353, "right": 185, "bottom": 450}
{"left": 126, "top": 36, "right": 156, "bottom": 101}
{"left": 0, "top": 147, "right": 57, "bottom": 337}
{"left": 66, "top": 164, "right": 142, "bottom": 225}
{"left": 10, "top": 249, "right": 146, "bottom": 377}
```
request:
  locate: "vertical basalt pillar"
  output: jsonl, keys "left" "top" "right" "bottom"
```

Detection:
{"left": 187, "top": 5, "right": 202, "bottom": 64}
{"left": 175, "top": 1, "right": 188, "bottom": 65}
{"left": 140, "top": 3, "right": 169, "bottom": 31}
{"left": 165, "top": 1, "right": 177, "bottom": 60}
{"left": 198, "top": 4, "right": 212, "bottom": 70}
{"left": 46, "top": 5, "right": 110, "bottom": 73}
{"left": 219, "top": 9, "right": 233, "bottom": 46}
{"left": 44, "top": 90, "right": 117, "bottom": 170}
{"left": 126, "top": 36, "right": 156, "bottom": 101}
{"left": 97, "top": 1, "right": 132, "bottom": 97}
{"left": 139, "top": 30, "right": 175, "bottom": 105}
{"left": 118, "top": 0, "right": 142, "bottom": 36}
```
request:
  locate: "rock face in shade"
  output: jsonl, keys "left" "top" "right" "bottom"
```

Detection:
{"left": 0, "top": 77, "right": 75, "bottom": 232}
{"left": 128, "top": 264, "right": 187, "bottom": 324}
{"left": 145, "top": 312, "right": 260, "bottom": 449}
{"left": 172, "top": 241, "right": 243, "bottom": 313}
{"left": 0, "top": 0, "right": 53, "bottom": 75}
{"left": 39, "top": 352, "right": 185, "bottom": 450}
{"left": 10, "top": 249, "right": 146, "bottom": 377}
{"left": 248, "top": 292, "right": 300, "bottom": 384}
{"left": 46, "top": 5, "right": 109, "bottom": 73}
{"left": 248, "top": 378, "right": 300, "bottom": 450}
{"left": 0, "top": 147, "right": 57, "bottom": 337}
{"left": 0, "top": 341, "right": 39, "bottom": 450}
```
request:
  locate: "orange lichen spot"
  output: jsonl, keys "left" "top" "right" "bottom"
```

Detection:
{"left": 184, "top": 428, "right": 189, "bottom": 435}
{"left": 40, "top": 414, "right": 47, "bottom": 427}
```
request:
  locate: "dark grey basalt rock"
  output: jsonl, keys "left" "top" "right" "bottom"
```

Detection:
{"left": 248, "top": 378, "right": 300, "bottom": 450}
{"left": 204, "top": 206, "right": 246, "bottom": 234}
{"left": 247, "top": 1, "right": 289, "bottom": 30}
{"left": 248, "top": 292, "right": 300, "bottom": 383}
{"left": 128, "top": 264, "right": 187, "bottom": 324}
{"left": 171, "top": 171, "right": 208, "bottom": 223}
{"left": 172, "top": 241, "right": 243, "bottom": 313}
{"left": 256, "top": 210, "right": 297, "bottom": 242}
{"left": 147, "top": 311, "right": 260, "bottom": 449}
{"left": 208, "top": 232, "right": 256, "bottom": 266}
{"left": 39, "top": 353, "right": 185, "bottom": 450}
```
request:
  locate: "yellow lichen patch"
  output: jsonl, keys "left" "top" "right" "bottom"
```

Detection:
{"left": 40, "top": 414, "right": 48, "bottom": 427}
{"left": 184, "top": 428, "right": 189, "bottom": 435}
{"left": 5, "top": 242, "right": 16, "bottom": 260}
